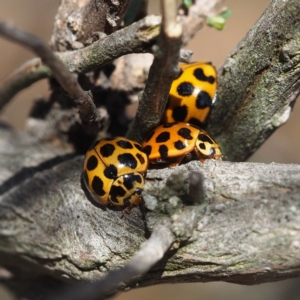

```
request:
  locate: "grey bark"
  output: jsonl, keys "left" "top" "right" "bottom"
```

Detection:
{"left": 0, "top": 125, "right": 300, "bottom": 298}
{"left": 207, "top": 0, "right": 300, "bottom": 161}
{"left": 50, "top": 0, "right": 131, "bottom": 51}
{"left": 0, "top": 0, "right": 300, "bottom": 299}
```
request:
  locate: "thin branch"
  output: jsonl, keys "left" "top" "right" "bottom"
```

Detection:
{"left": 0, "top": 23, "right": 80, "bottom": 98}
{"left": 59, "top": 15, "right": 161, "bottom": 74}
{"left": 48, "top": 223, "right": 174, "bottom": 300}
{"left": 0, "top": 22, "right": 102, "bottom": 136}
{"left": 179, "top": 0, "right": 225, "bottom": 45}
{"left": 0, "top": 16, "right": 161, "bottom": 108}
{"left": 0, "top": 58, "right": 50, "bottom": 111}
{"left": 0, "top": 0, "right": 222, "bottom": 110}
{"left": 126, "top": 0, "right": 183, "bottom": 142}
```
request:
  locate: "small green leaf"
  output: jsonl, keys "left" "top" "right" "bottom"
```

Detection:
{"left": 207, "top": 16, "right": 226, "bottom": 30}
{"left": 207, "top": 9, "right": 233, "bottom": 30}
{"left": 182, "top": 0, "right": 193, "bottom": 8}
{"left": 219, "top": 9, "right": 233, "bottom": 20}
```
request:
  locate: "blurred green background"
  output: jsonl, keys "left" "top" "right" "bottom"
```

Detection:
{"left": 0, "top": 0, "right": 299, "bottom": 299}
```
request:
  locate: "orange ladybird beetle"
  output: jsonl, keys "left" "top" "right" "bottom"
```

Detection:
{"left": 162, "top": 62, "right": 217, "bottom": 128}
{"left": 142, "top": 122, "right": 222, "bottom": 167}
{"left": 83, "top": 137, "right": 149, "bottom": 207}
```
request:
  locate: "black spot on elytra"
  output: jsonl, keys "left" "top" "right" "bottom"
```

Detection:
{"left": 172, "top": 105, "right": 188, "bottom": 122}
{"left": 193, "top": 68, "right": 215, "bottom": 84}
{"left": 123, "top": 176, "right": 134, "bottom": 190}
{"left": 110, "top": 185, "right": 126, "bottom": 203}
{"left": 178, "top": 127, "right": 193, "bottom": 140}
{"left": 156, "top": 132, "right": 170, "bottom": 143}
{"left": 134, "top": 143, "right": 142, "bottom": 151}
{"left": 136, "top": 153, "right": 145, "bottom": 164}
{"left": 118, "top": 153, "right": 137, "bottom": 169}
{"left": 199, "top": 143, "right": 206, "bottom": 150}
{"left": 144, "top": 131, "right": 155, "bottom": 142}
{"left": 143, "top": 145, "right": 152, "bottom": 156}
{"left": 177, "top": 82, "right": 194, "bottom": 96}
{"left": 91, "top": 176, "right": 105, "bottom": 196}
{"left": 135, "top": 174, "right": 142, "bottom": 183}
{"left": 104, "top": 164, "right": 118, "bottom": 179}
{"left": 100, "top": 143, "right": 115, "bottom": 157}
{"left": 117, "top": 139, "right": 133, "bottom": 149}
{"left": 198, "top": 134, "right": 214, "bottom": 144}
{"left": 123, "top": 174, "right": 142, "bottom": 190}
{"left": 86, "top": 155, "right": 98, "bottom": 171}
{"left": 188, "top": 118, "right": 204, "bottom": 128}
{"left": 162, "top": 122, "right": 177, "bottom": 128}
{"left": 196, "top": 91, "right": 212, "bottom": 108}
{"left": 159, "top": 145, "right": 169, "bottom": 159}
{"left": 174, "top": 140, "right": 186, "bottom": 150}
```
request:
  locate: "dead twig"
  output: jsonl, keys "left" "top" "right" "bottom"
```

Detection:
{"left": 126, "top": 0, "right": 183, "bottom": 142}
{"left": 0, "top": 58, "right": 49, "bottom": 111}
{"left": 0, "top": 0, "right": 222, "bottom": 112}
{"left": 0, "top": 16, "right": 161, "bottom": 109}
{"left": 0, "top": 22, "right": 102, "bottom": 136}
{"left": 60, "top": 15, "right": 161, "bottom": 73}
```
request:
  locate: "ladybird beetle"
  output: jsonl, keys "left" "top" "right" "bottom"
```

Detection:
{"left": 83, "top": 137, "right": 149, "bottom": 207}
{"left": 163, "top": 62, "right": 217, "bottom": 127}
{"left": 142, "top": 122, "right": 222, "bottom": 167}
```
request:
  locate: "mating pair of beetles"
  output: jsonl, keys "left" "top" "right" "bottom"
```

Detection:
{"left": 83, "top": 62, "right": 222, "bottom": 208}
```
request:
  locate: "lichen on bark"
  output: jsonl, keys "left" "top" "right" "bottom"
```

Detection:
{"left": 207, "top": 0, "right": 300, "bottom": 161}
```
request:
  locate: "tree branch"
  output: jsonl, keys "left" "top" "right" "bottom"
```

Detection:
{"left": 0, "top": 15, "right": 161, "bottom": 109}
{"left": 207, "top": 0, "right": 300, "bottom": 161}
{"left": 0, "top": 58, "right": 50, "bottom": 111}
{"left": 126, "top": 0, "right": 183, "bottom": 142}
{"left": 59, "top": 15, "right": 161, "bottom": 74}
{"left": 50, "top": 0, "right": 132, "bottom": 51}
{"left": 0, "top": 22, "right": 103, "bottom": 136}
{"left": 1, "top": 1, "right": 300, "bottom": 299}
{"left": 48, "top": 223, "right": 174, "bottom": 300}
{"left": 0, "top": 0, "right": 224, "bottom": 111}
{"left": 0, "top": 125, "right": 300, "bottom": 299}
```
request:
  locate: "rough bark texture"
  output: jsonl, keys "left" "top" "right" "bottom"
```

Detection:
{"left": 1, "top": 0, "right": 300, "bottom": 299}
{"left": 0, "top": 125, "right": 300, "bottom": 298}
{"left": 50, "top": 0, "right": 131, "bottom": 51}
{"left": 207, "top": 0, "right": 300, "bottom": 162}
